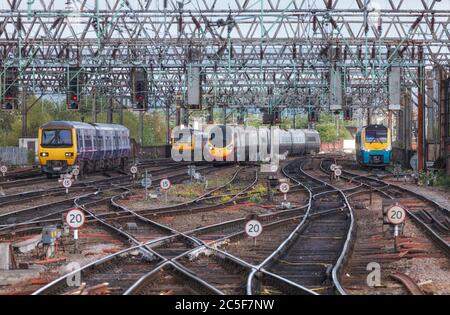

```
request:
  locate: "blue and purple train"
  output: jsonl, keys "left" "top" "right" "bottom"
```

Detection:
{"left": 38, "top": 121, "right": 131, "bottom": 176}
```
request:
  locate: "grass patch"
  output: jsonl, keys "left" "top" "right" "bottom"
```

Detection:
{"left": 219, "top": 196, "right": 232, "bottom": 203}
{"left": 168, "top": 183, "right": 204, "bottom": 199}
{"left": 249, "top": 194, "right": 262, "bottom": 204}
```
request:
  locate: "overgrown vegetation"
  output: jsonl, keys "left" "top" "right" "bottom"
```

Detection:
{"left": 435, "top": 171, "right": 450, "bottom": 190}
{"left": 0, "top": 95, "right": 167, "bottom": 146}
{"left": 249, "top": 194, "right": 262, "bottom": 204}
{"left": 168, "top": 183, "right": 204, "bottom": 199}
{"left": 1, "top": 96, "right": 355, "bottom": 148}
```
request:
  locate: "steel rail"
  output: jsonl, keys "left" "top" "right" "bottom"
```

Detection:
{"left": 319, "top": 158, "right": 450, "bottom": 258}
{"left": 246, "top": 158, "right": 316, "bottom": 295}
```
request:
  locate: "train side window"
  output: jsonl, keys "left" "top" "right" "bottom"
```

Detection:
{"left": 77, "top": 132, "right": 82, "bottom": 150}
{"left": 115, "top": 136, "right": 118, "bottom": 150}
{"left": 85, "top": 135, "right": 91, "bottom": 148}
{"left": 106, "top": 135, "right": 111, "bottom": 150}
{"left": 79, "top": 130, "right": 85, "bottom": 149}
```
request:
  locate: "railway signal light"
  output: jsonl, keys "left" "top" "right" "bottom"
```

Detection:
{"left": 2, "top": 96, "right": 15, "bottom": 110}
{"left": 67, "top": 67, "right": 82, "bottom": 111}
{"left": 67, "top": 90, "right": 80, "bottom": 110}
{"left": 132, "top": 68, "right": 148, "bottom": 111}
{"left": 1, "top": 67, "right": 18, "bottom": 111}
{"left": 308, "top": 110, "right": 318, "bottom": 123}
{"left": 344, "top": 108, "right": 353, "bottom": 121}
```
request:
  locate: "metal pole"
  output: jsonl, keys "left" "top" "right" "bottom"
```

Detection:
{"left": 418, "top": 46, "right": 425, "bottom": 172}
{"left": 208, "top": 105, "right": 214, "bottom": 124}
{"left": 21, "top": 89, "right": 27, "bottom": 137}
{"left": 92, "top": 87, "right": 97, "bottom": 123}
{"left": 166, "top": 101, "right": 171, "bottom": 145}
{"left": 119, "top": 104, "right": 123, "bottom": 125}
{"left": 107, "top": 98, "right": 113, "bottom": 123}
{"left": 74, "top": 229, "right": 79, "bottom": 254}
{"left": 139, "top": 111, "right": 144, "bottom": 146}
{"left": 145, "top": 169, "right": 148, "bottom": 201}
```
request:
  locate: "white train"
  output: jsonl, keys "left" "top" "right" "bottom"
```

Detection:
{"left": 171, "top": 124, "right": 320, "bottom": 162}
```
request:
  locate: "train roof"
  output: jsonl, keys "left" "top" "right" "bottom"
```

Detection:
{"left": 361, "top": 124, "right": 387, "bottom": 129}
{"left": 40, "top": 121, "right": 129, "bottom": 131}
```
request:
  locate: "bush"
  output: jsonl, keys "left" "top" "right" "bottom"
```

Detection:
{"left": 249, "top": 194, "right": 262, "bottom": 204}
{"left": 27, "top": 150, "right": 36, "bottom": 165}
{"left": 435, "top": 171, "right": 450, "bottom": 189}
{"left": 219, "top": 196, "right": 232, "bottom": 203}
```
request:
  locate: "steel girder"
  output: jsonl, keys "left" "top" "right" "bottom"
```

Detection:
{"left": 0, "top": 0, "right": 448, "bottom": 110}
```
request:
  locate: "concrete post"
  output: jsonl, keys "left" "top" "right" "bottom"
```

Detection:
{"left": 107, "top": 98, "right": 113, "bottom": 124}
{"left": 0, "top": 243, "right": 10, "bottom": 270}
{"left": 21, "top": 90, "right": 27, "bottom": 138}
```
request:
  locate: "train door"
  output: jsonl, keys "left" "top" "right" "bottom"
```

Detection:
{"left": 77, "top": 129, "right": 85, "bottom": 161}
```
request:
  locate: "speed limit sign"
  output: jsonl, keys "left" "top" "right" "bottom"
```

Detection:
{"left": 387, "top": 205, "right": 406, "bottom": 225}
{"left": 72, "top": 168, "right": 80, "bottom": 176}
{"left": 160, "top": 178, "right": 171, "bottom": 190}
{"left": 0, "top": 165, "right": 7, "bottom": 174}
{"left": 279, "top": 183, "right": 290, "bottom": 194}
{"left": 63, "top": 178, "right": 72, "bottom": 188}
{"left": 66, "top": 208, "right": 86, "bottom": 229}
{"left": 245, "top": 220, "right": 262, "bottom": 238}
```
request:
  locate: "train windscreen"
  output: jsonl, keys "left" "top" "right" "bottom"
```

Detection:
{"left": 209, "top": 126, "right": 232, "bottom": 148}
{"left": 365, "top": 126, "right": 387, "bottom": 143}
{"left": 41, "top": 129, "right": 73, "bottom": 147}
{"left": 172, "top": 129, "right": 192, "bottom": 144}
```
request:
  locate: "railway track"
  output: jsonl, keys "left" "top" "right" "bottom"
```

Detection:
{"left": 246, "top": 158, "right": 355, "bottom": 295}
{"left": 320, "top": 158, "right": 450, "bottom": 256}
{"left": 0, "top": 163, "right": 220, "bottom": 232}
{"left": 0, "top": 165, "right": 244, "bottom": 235}
{"left": 31, "top": 163, "right": 311, "bottom": 295}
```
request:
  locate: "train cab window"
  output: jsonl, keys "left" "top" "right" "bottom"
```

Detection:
{"left": 365, "top": 127, "right": 387, "bottom": 143}
{"left": 307, "top": 136, "right": 316, "bottom": 142}
{"left": 41, "top": 129, "right": 73, "bottom": 147}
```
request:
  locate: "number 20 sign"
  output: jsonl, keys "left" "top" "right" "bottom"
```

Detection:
{"left": 245, "top": 220, "right": 262, "bottom": 238}
{"left": 66, "top": 208, "right": 86, "bottom": 229}
{"left": 386, "top": 205, "right": 406, "bottom": 225}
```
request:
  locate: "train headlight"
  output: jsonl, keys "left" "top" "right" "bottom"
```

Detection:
{"left": 40, "top": 152, "right": 49, "bottom": 157}
{"left": 65, "top": 152, "right": 74, "bottom": 157}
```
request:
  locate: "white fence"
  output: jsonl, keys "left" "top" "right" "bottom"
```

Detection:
{"left": 0, "top": 147, "right": 29, "bottom": 165}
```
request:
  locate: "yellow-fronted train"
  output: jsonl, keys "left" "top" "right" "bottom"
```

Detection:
{"left": 355, "top": 124, "right": 392, "bottom": 167}
{"left": 38, "top": 121, "right": 131, "bottom": 177}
